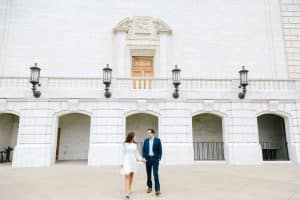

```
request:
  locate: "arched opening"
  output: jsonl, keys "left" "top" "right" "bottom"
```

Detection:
{"left": 192, "top": 113, "right": 225, "bottom": 160}
{"left": 257, "top": 114, "right": 289, "bottom": 161}
{"left": 125, "top": 113, "right": 158, "bottom": 154}
{"left": 55, "top": 113, "right": 91, "bottom": 163}
{"left": 0, "top": 113, "right": 19, "bottom": 164}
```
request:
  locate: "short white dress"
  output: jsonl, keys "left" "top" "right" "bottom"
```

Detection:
{"left": 120, "top": 143, "right": 143, "bottom": 175}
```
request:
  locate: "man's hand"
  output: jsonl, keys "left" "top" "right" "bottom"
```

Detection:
{"left": 141, "top": 159, "right": 147, "bottom": 164}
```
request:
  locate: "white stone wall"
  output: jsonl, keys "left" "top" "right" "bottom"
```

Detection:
{"left": 159, "top": 102, "right": 194, "bottom": 164}
{"left": 0, "top": 0, "right": 287, "bottom": 79}
{"left": 1, "top": 0, "right": 300, "bottom": 167}
{"left": 0, "top": 0, "right": 11, "bottom": 77}
{"left": 12, "top": 102, "right": 53, "bottom": 167}
{"left": 0, "top": 99, "right": 298, "bottom": 167}
{"left": 280, "top": 0, "right": 300, "bottom": 78}
{"left": 227, "top": 103, "right": 262, "bottom": 164}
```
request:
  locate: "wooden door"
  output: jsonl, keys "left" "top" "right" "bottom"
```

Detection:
{"left": 132, "top": 56, "right": 153, "bottom": 89}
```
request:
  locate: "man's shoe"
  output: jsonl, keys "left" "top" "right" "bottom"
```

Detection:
{"left": 146, "top": 188, "right": 152, "bottom": 193}
{"left": 155, "top": 191, "right": 161, "bottom": 196}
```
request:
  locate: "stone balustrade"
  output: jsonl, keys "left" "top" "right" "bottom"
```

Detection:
{"left": 0, "top": 76, "right": 298, "bottom": 99}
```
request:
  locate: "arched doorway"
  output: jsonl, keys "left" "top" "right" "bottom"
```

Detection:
{"left": 192, "top": 113, "right": 225, "bottom": 160}
{"left": 0, "top": 113, "right": 19, "bottom": 164}
{"left": 125, "top": 113, "right": 158, "bottom": 154}
{"left": 257, "top": 114, "right": 289, "bottom": 161}
{"left": 55, "top": 113, "right": 91, "bottom": 162}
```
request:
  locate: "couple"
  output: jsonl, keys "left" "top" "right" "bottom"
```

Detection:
{"left": 120, "top": 129, "right": 162, "bottom": 199}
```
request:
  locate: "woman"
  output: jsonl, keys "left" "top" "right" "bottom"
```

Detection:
{"left": 121, "top": 132, "right": 145, "bottom": 199}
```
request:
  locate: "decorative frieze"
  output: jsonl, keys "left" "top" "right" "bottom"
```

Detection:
{"left": 113, "top": 16, "right": 172, "bottom": 40}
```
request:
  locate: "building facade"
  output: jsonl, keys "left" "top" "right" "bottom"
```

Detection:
{"left": 1, "top": 0, "right": 300, "bottom": 167}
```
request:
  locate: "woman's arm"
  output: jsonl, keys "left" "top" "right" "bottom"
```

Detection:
{"left": 135, "top": 145, "right": 143, "bottom": 162}
{"left": 120, "top": 143, "right": 126, "bottom": 165}
{"left": 142, "top": 140, "right": 146, "bottom": 159}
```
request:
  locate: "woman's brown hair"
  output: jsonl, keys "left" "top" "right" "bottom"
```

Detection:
{"left": 125, "top": 132, "right": 136, "bottom": 143}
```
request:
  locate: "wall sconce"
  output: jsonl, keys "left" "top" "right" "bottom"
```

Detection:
{"left": 30, "top": 62, "right": 41, "bottom": 98}
{"left": 238, "top": 66, "right": 249, "bottom": 99}
{"left": 103, "top": 64, "right": 112, "bottom": 98}
{"left": 172, "top": 65, "right": 181, "bottom": 99}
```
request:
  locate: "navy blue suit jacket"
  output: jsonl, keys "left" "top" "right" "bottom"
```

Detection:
{"left": 142, "top": 137, "right": 162, "bottom": 160}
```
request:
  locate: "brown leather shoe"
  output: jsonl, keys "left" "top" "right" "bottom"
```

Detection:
{"left": 146, "top": 188, "right": 152, "bottom": 193}
{"left": 155, "top": 191, "right": 161, "bottom": 196}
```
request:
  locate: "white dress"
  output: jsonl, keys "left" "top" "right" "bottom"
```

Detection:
{"left": 120, "top": 143, "right": 142, "bottom": 175}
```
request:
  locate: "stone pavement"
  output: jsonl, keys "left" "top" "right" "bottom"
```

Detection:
{"left": 1, "top": 162, "right": 300, "bottom": 200}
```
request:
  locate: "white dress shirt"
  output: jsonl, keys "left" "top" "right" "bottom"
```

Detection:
{"left": 149, "top": 137, "right": 154, "bottom": 156}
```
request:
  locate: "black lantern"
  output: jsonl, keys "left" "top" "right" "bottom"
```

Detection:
{"left": 238, "top": 66, "right": 249, "bottom": 99}
{"left": 30, "top": 62, "right": 41, "bottom": 98}
{"left": 172, "top": 65, "right": 181, "bottom": 99}
{"left": 103, "top": 64, "right": 112, "bottom": 98}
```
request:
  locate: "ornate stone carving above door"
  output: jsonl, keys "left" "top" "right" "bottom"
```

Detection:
{"left": 133, "top": 16, "right": 153, "bottom": 34}
{"left": 113, "top": 16, "right": 172, "bottom": 40}
{"left": 113, "top": 16, "right": 172, "bottom": 78}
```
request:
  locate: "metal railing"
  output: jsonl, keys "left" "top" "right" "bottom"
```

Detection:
{"left": 193, "top": 142, "right": 225, "bottom": 161}
{"left": 137, "top": 141, "right": 225, "bottom": 160}
{"left": 0, "top": 146, "right": 13, "bottom": 163}
{"left": 260, "top": 142, "right": 289, "bottom": 161}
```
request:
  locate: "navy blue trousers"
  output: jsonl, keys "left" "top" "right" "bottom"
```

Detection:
{"left": 146, "top": 157, "right": 160, "bottom": 192}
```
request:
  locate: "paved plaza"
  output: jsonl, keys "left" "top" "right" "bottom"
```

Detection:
{"left": 1, "top": 162, "right": 300, "bottom": 200}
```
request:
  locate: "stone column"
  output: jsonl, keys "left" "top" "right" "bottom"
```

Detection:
{"left": 227, "top": 102, "right": 262, "bottom": 164}
{"left": 88, "top": 101, "right": 123, "bottom": 165}
{"left": 12, "top": 101, "right": 53, "bottom": 167}
{"left": 160, "top": 102, "right": 194, "bottom": 165}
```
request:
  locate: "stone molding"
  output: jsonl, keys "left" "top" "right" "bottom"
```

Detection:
{"left": 113, "top": 16, "right": 172, "bottom": 40}
{"left": 113, "top": 16, "right": 172, "bottom": 34}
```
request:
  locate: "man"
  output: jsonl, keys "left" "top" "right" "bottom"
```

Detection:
{"left": 142, "top": 128, "right": 162, "bottom": 196}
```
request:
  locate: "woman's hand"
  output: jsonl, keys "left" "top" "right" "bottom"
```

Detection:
{"left": 141, "top": 159, "right": 146, "bottom": 164}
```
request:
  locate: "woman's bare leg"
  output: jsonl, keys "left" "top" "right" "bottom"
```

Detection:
{"left": 129, "top": 173, "right": 134, "bottom": 193}
{"left": 125, "top": 175, "right": 130, "bottom": 197}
